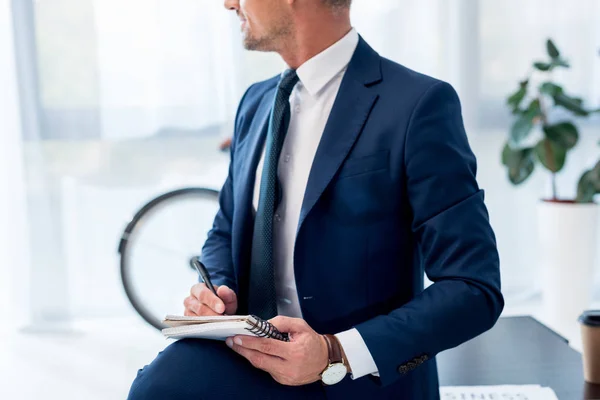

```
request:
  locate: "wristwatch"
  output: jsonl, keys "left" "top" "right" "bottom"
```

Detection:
{"left": 320, "top": 334, "right": 348, "bottom": 385}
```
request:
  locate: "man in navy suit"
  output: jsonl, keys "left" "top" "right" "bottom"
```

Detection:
{"left": 128, "top": 0, "right": 504, "bottom": 398}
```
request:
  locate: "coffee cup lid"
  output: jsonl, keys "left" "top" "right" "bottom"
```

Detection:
{"left": 579, "top": 310, "right": 600, "bottom": 327}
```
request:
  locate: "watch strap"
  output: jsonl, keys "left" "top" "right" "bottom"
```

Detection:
{"left": 323, "top": 334, "right": 344, "bottom": 364}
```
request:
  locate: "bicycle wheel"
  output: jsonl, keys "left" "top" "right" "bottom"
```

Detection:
{"left": 118, "top": 187, "right": 220, "bottom": 330}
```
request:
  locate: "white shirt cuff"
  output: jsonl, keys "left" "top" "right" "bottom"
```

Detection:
{"left": 335, "top": 328, "right": 380, "bottom": 379}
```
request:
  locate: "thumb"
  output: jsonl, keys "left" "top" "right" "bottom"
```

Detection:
{"left": 217, "top": 285, "right": 235, "bottom": 302}
{"left": 217, "top": 286, "right": 237, "bottom": 312}
{"left": 268, "top": 316, "right": 307, "bottom": 333}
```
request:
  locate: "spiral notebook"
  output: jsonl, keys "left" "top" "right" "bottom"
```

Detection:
{"left": 162, "top": 315, "right": 290, "bottom": 342}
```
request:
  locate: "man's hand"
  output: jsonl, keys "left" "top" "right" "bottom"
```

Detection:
{"left": 226, "top": 316, "right": 330, "bottom": 386}
{"left": 183, "top": 283, "right": 237, "bottom": 316}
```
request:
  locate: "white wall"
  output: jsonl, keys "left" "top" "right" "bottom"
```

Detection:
{"left": 0, "top": 0, "right": 29, "bottom": 324}
{"left": 470, "top": 128, "right": 600, "bottom": 300}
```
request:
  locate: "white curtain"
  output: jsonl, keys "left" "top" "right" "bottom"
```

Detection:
{"left": 9, "top": 0, "right": 600, "bottom": 325}
{"left": 32, "top": 0, "right": 600, "bottom": 139}
{"left": 0, "top": 0, "right": 30, "bottom": 324}
{"left": 92, "top": 0, "right": 246, "bottom": 140}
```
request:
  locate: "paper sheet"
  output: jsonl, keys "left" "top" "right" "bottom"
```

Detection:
{"left": 440, "top": 385, "right": 559, "bottom": 400}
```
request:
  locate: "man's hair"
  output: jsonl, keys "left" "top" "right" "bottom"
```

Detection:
{"left": 323, "top": 0, "right": 352, "bottom": 9}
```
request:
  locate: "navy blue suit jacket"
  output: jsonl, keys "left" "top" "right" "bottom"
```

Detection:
{"left": 201, "top": 37, "right": 504, "bottom": 399}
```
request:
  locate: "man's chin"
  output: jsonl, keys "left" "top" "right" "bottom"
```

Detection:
{"left": 242, "top": 37, "right": 272, "bottom": 52}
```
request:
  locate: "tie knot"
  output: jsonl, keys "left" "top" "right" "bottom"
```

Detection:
{"left": 278, "top": 69, "right": 299, "bottom": 95}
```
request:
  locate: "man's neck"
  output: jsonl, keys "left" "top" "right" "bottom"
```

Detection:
{"left": 278, "top": 16, "right": 352, "bottom": 70}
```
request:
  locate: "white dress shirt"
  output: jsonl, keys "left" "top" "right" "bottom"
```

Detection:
{"left": 251, "top": 28, "right": 379, "bottom": 380}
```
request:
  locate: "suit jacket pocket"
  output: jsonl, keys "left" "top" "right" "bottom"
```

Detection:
{"left": 337, "top": 150, "right": 390, "bottom": 180}
{"left": 328, "top": 169, "right": 394, "bottom": 224}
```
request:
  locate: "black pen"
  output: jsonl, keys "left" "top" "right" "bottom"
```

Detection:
{"left": 190, "top": 257, "right": 219, "bottom": 297}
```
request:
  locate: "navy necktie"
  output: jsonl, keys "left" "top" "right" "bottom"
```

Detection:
{"left": 248, "top": 70, "right": 299, "bottom": 319}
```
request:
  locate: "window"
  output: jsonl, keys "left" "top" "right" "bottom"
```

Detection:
{"left": 9, "top": 0, "right": 600, "bottom": 324}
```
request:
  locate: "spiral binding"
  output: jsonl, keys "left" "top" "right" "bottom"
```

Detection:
{"left": 245, "top": 315, "right": 290, "bottom": 342}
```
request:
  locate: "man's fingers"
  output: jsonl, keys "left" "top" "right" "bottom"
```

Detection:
{"left": 269, "top": 316, "right": 307, "bottom": 334}
{"left": 226, "top": 338, "right": 285, "bottom": 372}
{"left": 190, "top": 283, "right": 202, "bottom": 298}
{"left": 183, "top": 296, "right": 195, "bottom": 312}
{"left": 192, "top": 283, "right": 226, "bottom": 314}
{"left": 230, "top": 336, "right": 289, "bottom": 358}
{"left": 183, "top": 308, "right": 197, "bottom": 317}
{"left": 191, "top": 283, "right": 218, "bottom": 299}
{"left": 217, "top": 285, "right": 238, "bottom": 314}
{"left": 202, "top": 288, "right": 226, "bottom": 314}
{"left": 184, "top": 295, "right": 221, "bottom": 316}
{"left": 216, "top": 285, "right": 235, "bottom": 303}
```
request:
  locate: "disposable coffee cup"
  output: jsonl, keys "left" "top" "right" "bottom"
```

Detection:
{"left": 579, "top": 310, "right": 600, "bottom": 384}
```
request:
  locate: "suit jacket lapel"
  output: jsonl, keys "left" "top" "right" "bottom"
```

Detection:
{"left": 297, "top": 37, "right": 382, "bottom": 234}
{"left": 235, "top": 88, "right": 274, "bottom": 217}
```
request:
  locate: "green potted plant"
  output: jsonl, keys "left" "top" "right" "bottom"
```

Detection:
{"left": 501, "top": 39, "right": 600, "bottom": 336}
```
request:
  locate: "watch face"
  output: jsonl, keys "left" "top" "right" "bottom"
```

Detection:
{"left": 321, "top": 363, "right": 347, "bottom": 385}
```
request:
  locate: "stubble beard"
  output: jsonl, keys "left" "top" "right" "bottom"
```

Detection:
{"left": 242, "top": 20, "right": 292, "bottom": 52}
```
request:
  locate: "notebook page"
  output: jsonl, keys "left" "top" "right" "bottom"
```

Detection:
{"left": 164, "top": 315, "right": 249, "bottom": 322}
{"left": 162, "top": 321, "right": 251, "bottom": 341}
{"left": 163, "top": 315, "right": 249, "bottom": 328}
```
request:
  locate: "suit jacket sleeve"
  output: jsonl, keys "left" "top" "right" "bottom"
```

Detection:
{"left": 199, "top": 85, "right": 255, "bottom": 292}
{"left": 355, "top": 81, "right": 505, "bottom": 386}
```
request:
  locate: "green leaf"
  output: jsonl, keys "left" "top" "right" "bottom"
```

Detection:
{"left": 502, "top": 143, "right": 536, "bottom": 185}
{"left": 507, "top": 85, "right": 528, "bottom": 114}
{"left": 534, "top": 62, "right": 552, "bottom": 71}
{"left": 543, "top": 122, "right": 579, "bottom": 149}
{"left": 553, "top": 93, "right": 590, "bottom": 116}
{"left": 510, "top": 99, "right": 541, "bottom": 144}
{"left": 547, "top": 39, "right": 560, "bottom": 58}
{"left": 577, "top": 171, "right": 597, "bottom": 203}
{"left": 576, "top": 161, "right": 600, "bottom": 203}
{"left": 501, "top": 143, "right": 512, "bottom": 166}
{"left": 535, "top": 138, "right": 567, "bottom": 173}
{"left": 539, "top": 82, "right": 563, "bottom": 97}
{"left": 552, "top": 58, "right": 570, "bottom": 68}
{"left": 534, "top": 57, "right": 569, "bottom": 72}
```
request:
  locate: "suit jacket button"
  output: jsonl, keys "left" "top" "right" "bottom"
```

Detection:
{"left": 398, "top": 365, "right": 408, "bottom": 374}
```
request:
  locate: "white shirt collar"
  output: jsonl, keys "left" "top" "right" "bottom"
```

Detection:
{"left": 288, "top": 28, "right": 359, "bottom": 97}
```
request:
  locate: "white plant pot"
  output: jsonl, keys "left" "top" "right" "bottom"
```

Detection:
{"left": 538, "top": 201, "right": 599, "bottom": 337}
